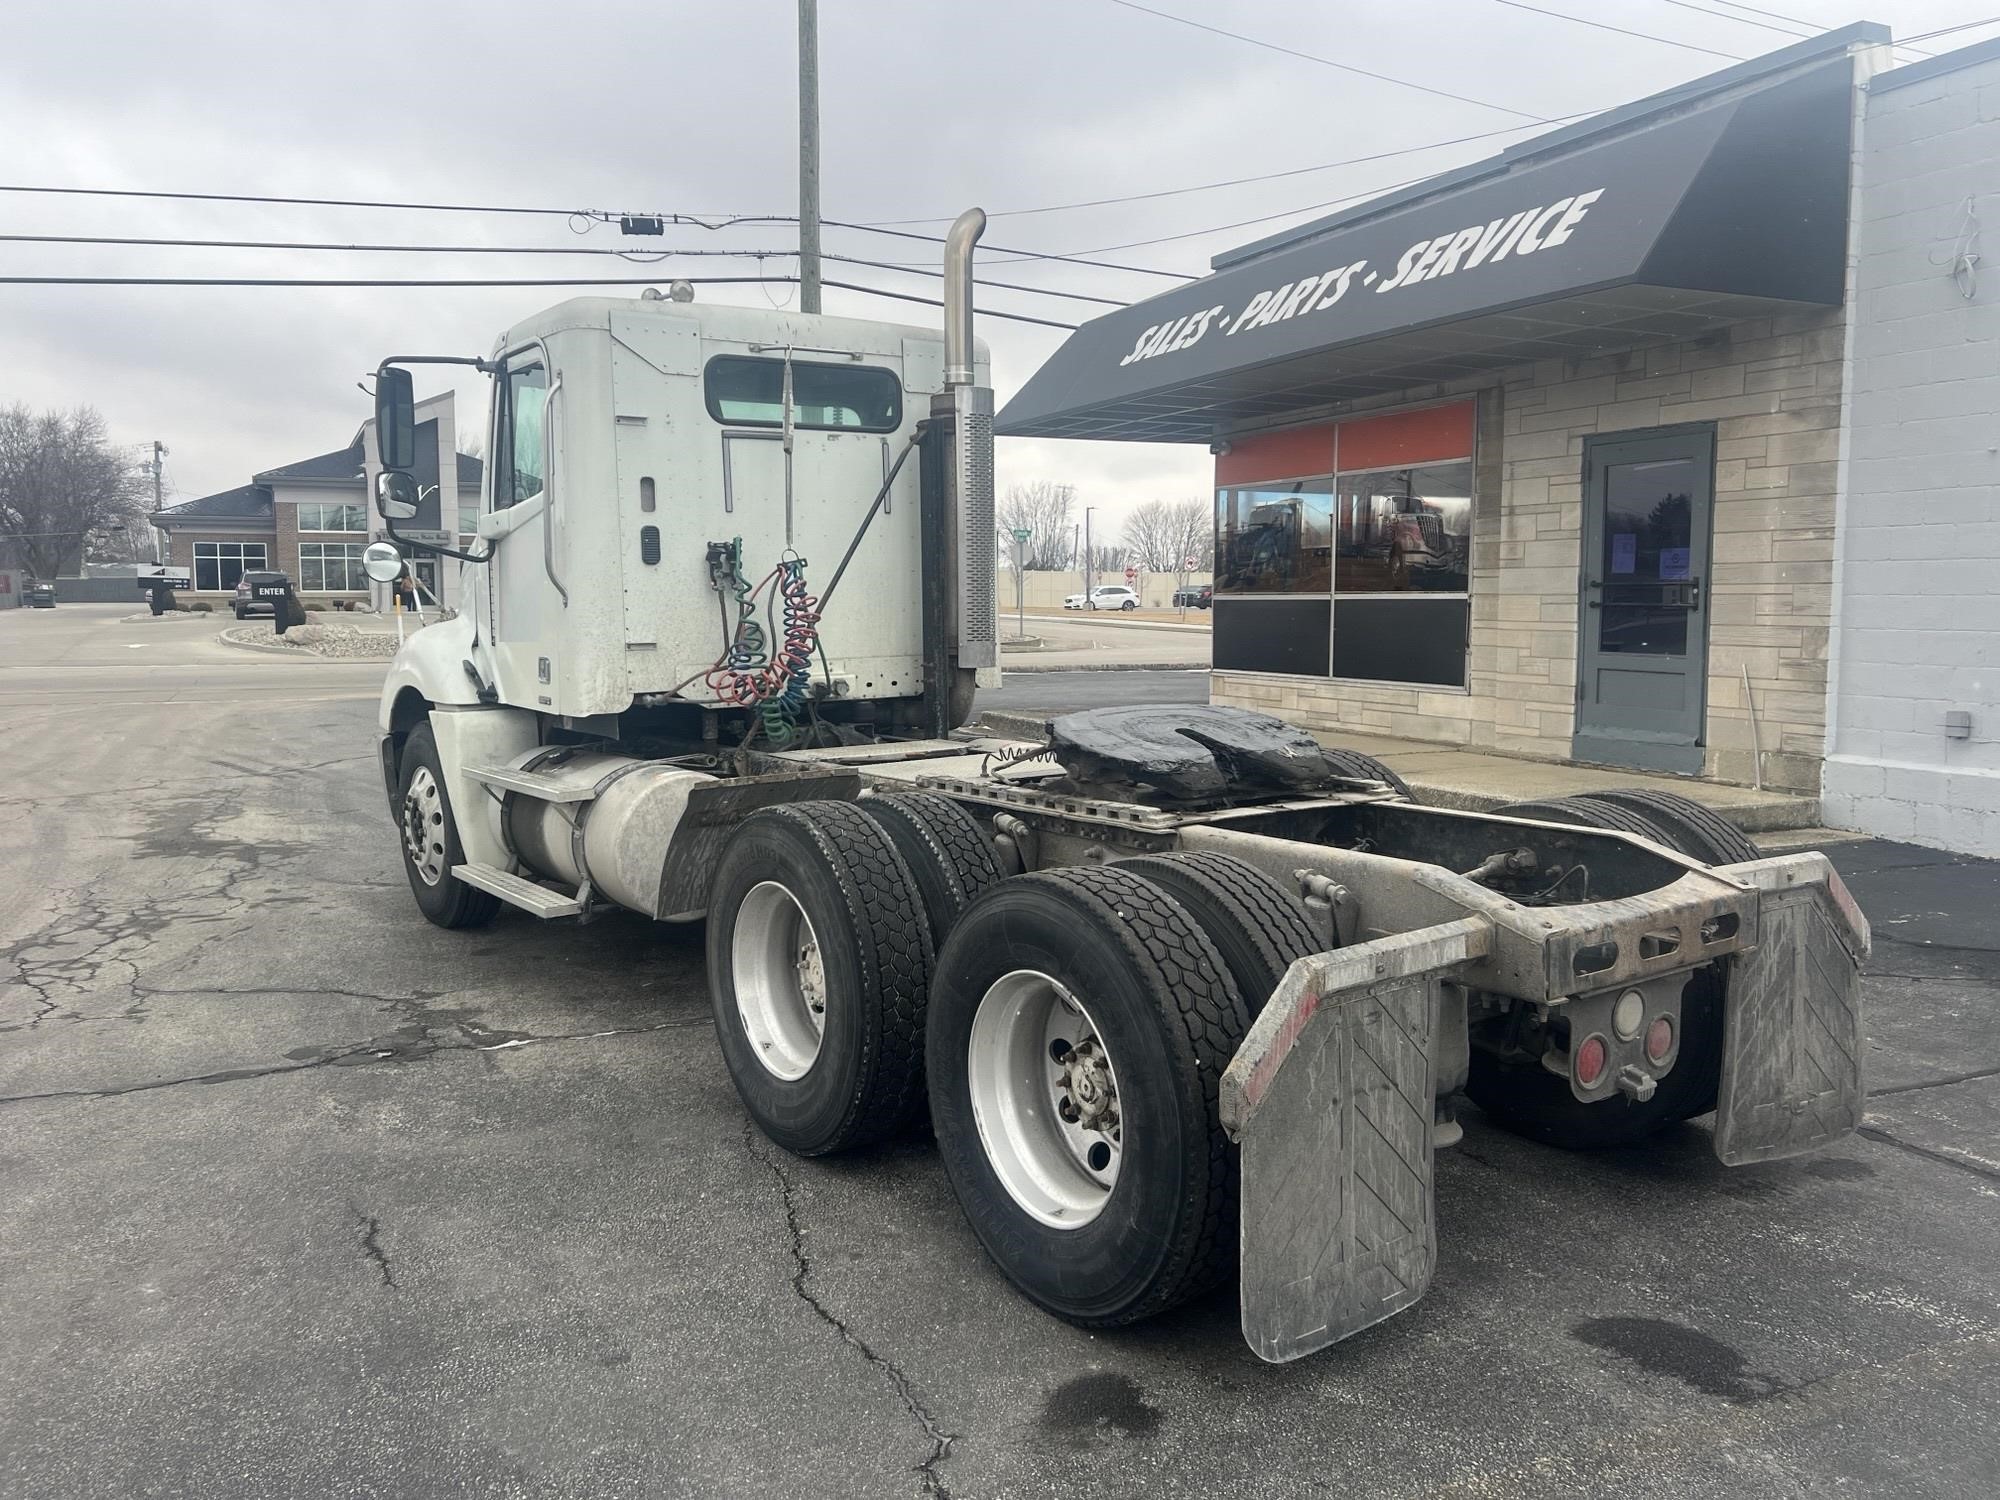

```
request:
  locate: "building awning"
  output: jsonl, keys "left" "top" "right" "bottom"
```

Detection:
{"left": 997, "top": 54, "right": 1855, "bottom": 443}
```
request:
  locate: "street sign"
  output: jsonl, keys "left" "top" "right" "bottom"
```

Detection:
{"left": 1012, "top": 527, "right": 1032, "bottom": 542}
{"left": 1184, "top": 555, "right": 1198, "bottom": 569}
{"left": 1124, "top": 565, "right": 1138, "bottom": 581}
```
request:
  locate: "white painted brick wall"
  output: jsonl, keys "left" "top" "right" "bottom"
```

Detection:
{"left": 1825, "top": 57, "right": 2000, "bottom": 857}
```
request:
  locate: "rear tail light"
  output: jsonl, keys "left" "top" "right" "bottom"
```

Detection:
{"left": 1646, "top": 1016, "right": 1674, "bottom": 1063}
{"left": 1574, "top": 1033, "right": 1609, "bottom": 1089}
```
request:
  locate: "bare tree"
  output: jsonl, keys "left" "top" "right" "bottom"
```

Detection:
{"left": 1121, "top": 497, "right": 1214, "bottom": 574}
{"left": 998, "top": 479, "right": 1077, "bottom": 570}
{"left": 0, "top": 406, "right": 146, "bottom": 578}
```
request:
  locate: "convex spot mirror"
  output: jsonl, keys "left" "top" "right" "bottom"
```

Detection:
{"left": 376, "top": 470, "right": 420, "bottom": 521}
{"left": 362, "top": 541, "right": 406, "bottom": 584}
{"left": 375, "top": 366, "right": 416, "bottom": 471}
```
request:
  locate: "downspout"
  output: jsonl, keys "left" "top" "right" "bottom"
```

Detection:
{"left": 1821, "top": 41, "right": 1889, "bottom": 797}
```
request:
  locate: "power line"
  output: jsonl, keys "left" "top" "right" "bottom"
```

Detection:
{"left": 1101, "top": 0, "right": 1552, "bottom": 121}
{"left": 855, "top": 115, "right": 1597, "bottom": 227}
{"left": 0, "top": 272, "right": 1079, "bottom": 329}
{"left": 1490, "top": 0, "right": 1748, "bottom": 59}
{"left": 0, "top": 232, "right": 1128, "bottom": 305}
{"left": 819, "top": 218, "right": 1198, "bottom": 280}
{"left": 1648, "top": 0, "right": 1809, "bottom": 38}
{"left": 1900, "top": 15, "right": 2000, "bottom": 46}
{"left": 0, "top": 181, "right": 695, "bottom": 222}
{"left": 1670, "top": 0, "right": 1937, "bottom": 57}
{"left": 0, "top": 231, "right": 791, "bottom": 259}
{"left": 819, "top": 279, "right": 1074, "bottom": 330}
{"left": 824, "top": 255, "right": 1127, "bottom": 305}
{"left": 0, "top": 184, "right": 1196, "bottom": 281}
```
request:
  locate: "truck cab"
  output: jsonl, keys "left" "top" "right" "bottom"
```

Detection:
{"left": 379, "top": 293, "right": 991, "bottom": 738}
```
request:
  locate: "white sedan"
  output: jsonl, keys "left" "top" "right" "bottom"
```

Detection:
{"left": 1063, "top": 585, "right": 1141, "bottom": 611}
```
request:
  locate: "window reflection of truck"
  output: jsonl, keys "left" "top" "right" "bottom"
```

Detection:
{"left": 1221, "top": 498, "right": 1315, "bottom": 590}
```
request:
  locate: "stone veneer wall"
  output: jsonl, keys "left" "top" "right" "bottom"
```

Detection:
{"left": 1213, "top": 306, "right": 1845, "bottom": 795}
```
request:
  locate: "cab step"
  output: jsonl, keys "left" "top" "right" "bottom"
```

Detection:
{"left": 463, "top": 764, "right": 600, "bottom": 802}
{"left": 451, "top": 862, "right": 584, "bottom": 918}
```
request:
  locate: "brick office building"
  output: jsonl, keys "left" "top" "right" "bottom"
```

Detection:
{"left": 154, "top": 396, "right": 479, "bottom": 612}
{"left": 1000, "top": 24, "right": 2000, "bottom": 855}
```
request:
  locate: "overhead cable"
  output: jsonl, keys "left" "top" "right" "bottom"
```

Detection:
{"left": 1101, "top": 0, "right": 1552, "bottom": 120}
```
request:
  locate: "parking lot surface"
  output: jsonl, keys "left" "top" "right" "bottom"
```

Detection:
{"left": 5, "top": 605, "right": 1998, "bottom": 1499}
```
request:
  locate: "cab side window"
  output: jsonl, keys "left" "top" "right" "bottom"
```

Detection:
{"left": 491, "top": 363, "right": 548, "bottom": 510}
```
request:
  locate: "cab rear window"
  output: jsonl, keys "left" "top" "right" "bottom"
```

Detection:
{"left": 704, "top": 355, "right": 901, "bottom": 432}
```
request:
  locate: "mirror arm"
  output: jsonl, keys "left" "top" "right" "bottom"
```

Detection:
{"left": 373, "top": 352, "right": 500, "bottom": 564}
{"left": 380, "top": 514, "right": 492, "bottom": 566}
{"left": 375, "top": 354, "right": 500, "bottom": 378}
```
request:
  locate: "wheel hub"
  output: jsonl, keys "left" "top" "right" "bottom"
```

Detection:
{"left": 402, "top": 767, "right": 447, "bottom": 887}
{"left": 967, "top": 971, "right": 1124, "bottom": 1229}
{"left": 1055, "top": 1037, "right": 1119, "bottom": 1137}
{"left": 732, "top": 881, "right": 827, "bottom": 1081}
{"left": 797, "top": 937, "right": 826, "bottom": 1019}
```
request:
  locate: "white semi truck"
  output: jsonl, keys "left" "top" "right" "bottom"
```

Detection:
{"left": 367, "top": 212, "right": 1868, "bottom": 1362}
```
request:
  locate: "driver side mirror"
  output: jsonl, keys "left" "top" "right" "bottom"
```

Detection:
{"left": 375, "top": 366, "right": 416, "bottom": 471}
{"left": 376, "top": 470, "right": 420, "bottom": 521}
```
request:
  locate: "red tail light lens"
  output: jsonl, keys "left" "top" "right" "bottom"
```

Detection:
{"left": 1575, "top": 1034, "right": 1608, "bottom": 1089}
{"left": 1646, "top": 1016, "right": 1674, "bottom": 1063}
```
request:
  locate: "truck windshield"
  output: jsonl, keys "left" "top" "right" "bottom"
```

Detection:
{"left": 704, "top": 355, "right": 901, "bottom": 433}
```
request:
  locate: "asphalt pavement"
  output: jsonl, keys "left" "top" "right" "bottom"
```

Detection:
{"left": 4, "top": 604, "right": 1999, "bottom": 1499}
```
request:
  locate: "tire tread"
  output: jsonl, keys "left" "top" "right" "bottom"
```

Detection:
{"left": 1021, "top": 865, "right": 1248, "bottom": 1323}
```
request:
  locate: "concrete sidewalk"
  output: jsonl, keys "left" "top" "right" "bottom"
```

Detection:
{"left": 977, "top": 707, "right": 1819, "bottom": 832}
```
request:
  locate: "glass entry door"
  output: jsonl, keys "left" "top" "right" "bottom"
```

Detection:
{"left": 1573, "top": 427, "right": 1714, "bottom": 774}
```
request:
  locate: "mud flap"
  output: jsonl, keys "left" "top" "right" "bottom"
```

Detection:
{"left": 1219, "top": 918, "right": 1489, "bottom": 1363}
{"left": 654, "top": 770, "right": 862, "bottom": 918}
{"left": 1712, "top": 854, "right": 1870, "bottom": 1166}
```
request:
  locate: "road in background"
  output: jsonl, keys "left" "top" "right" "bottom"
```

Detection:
{"left": 5, "top": 604, "right": 2000, "bottom": 1499}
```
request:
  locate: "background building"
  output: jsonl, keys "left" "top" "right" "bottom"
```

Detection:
{"left": 1000, "top": 23, "right": 1998, "bottom": 857}
{"left": 154, "top": 393, "right": 479, "bottom": 611}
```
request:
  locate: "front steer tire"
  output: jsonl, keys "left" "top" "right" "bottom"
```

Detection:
{"left": 707, "top": 802, "right": 933, "bottom": 1157}
{"left": 927, "top": 867, "right": 1249, "bottom": 1327}
{"left": 396, "top": 721, "right": 500, "bottom": 930}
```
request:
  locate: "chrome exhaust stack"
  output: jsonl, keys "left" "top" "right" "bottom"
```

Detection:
{"left": 942, "top": 208, "right": 997, "bottom": 671}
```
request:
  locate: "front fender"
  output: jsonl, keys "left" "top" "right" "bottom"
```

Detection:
{"left": 376, "top": 612, "right": 483, "bottom": 732}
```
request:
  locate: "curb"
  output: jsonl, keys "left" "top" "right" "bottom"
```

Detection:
{"left": 1022, "top": 613, "right": 1213, "bottom": 636}
{"left": 1000, "top": 663, "right": 1207, "bottom": 675}
{"left": 217, "top": 626, "right": 401, "bottom": 662}
{"left": 218, "top": 628, "right": 317, "bottom": 658}
{"left": 976, "top": 710, "right": 1047, "bottom": 740}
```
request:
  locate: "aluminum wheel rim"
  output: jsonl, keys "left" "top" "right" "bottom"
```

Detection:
{"left": 967, "top": 970, "right": 1123, "bottom": 1230}
{"left": 402, "top": 766, "right": 448, "bottom": 887}
{"left": 733, "top": 881, "right": 827, "bottom": 1080}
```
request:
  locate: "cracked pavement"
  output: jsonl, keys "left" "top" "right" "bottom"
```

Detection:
{"left": 5, "top": 604, "right": 2000, "bottom": 1499}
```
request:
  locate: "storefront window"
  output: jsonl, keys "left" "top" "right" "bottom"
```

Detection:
{"left": 1214, "top": 479, "right": 1332, "bottom": 594}
{"left": 1333, "top": 462, "right": 1472, "bottom": 595}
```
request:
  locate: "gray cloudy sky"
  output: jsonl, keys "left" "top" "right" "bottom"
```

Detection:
{"left": 3, "top": 0, "right": 1981, "bottom": 532}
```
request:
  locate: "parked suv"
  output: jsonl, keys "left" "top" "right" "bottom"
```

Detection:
{"left": 1063, "top": 584, "right": 1140, "bottom": 611}
{"left": 233, "top": 570, "right": 293, "bottom": 619}
{"left": 26, "top": 581, "right": 56, "bottom": 609}
{"left": 1171, "top": 584, "right": 1213, "bottom": 609}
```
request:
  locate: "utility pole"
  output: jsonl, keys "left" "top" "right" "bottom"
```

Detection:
{"left": 147, "top": 440, "right": 167, "bottom": 564}
{"left": 1084, "top": 506, "right": 1096, "bottom": 608}
{"left": 797, "top": 0, "right": 822, "bottom": 314}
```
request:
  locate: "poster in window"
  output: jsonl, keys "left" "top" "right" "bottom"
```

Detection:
{"left": 1610, "top": 533, "right": 1636, "bottom": 575}
{"left": 1659, "top": 546, "right": 1691, "bottom": 581}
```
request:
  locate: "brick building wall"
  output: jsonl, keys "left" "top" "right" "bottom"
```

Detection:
{"left": 1213, "top": 304, "right": 1846, "bottom": 795}
{"left": 163, "top": 528, "right": 277, "bottom": 599}
{"left": 1823, "top": 48, "right": 2000, "bottom": 855}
